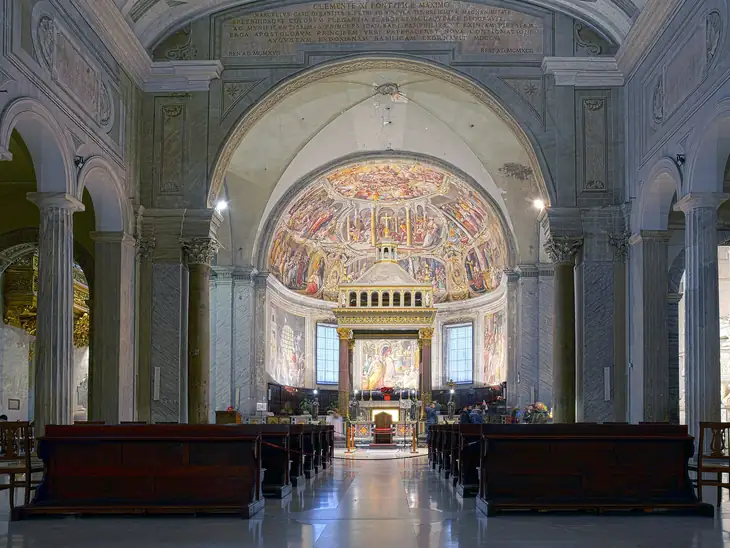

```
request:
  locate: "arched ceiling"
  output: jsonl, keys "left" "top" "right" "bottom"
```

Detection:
{"left": 268, "top": 159, "right": 509, "bottom": 303}
{"left": 114, "top": 0, "right": 643, "bottom": 48}
{"left": 214, "top": 64, "right": 547, "bottom": 270}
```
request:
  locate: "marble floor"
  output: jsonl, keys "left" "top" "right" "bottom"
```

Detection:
{"left": 0, "top": 457, "right": 728, "bottom": 547}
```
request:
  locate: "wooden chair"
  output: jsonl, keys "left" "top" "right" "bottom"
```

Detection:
{"left": 0, "top": 422, "right": 43, "bottom": 510}
{"left": 697, "top": 422, "right": 730, "bottom": 507}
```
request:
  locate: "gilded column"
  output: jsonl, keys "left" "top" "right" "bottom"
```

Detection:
{"left": 676, "top": 193, "right": 729, "bottom": 441}
{"left": 27, "top": 192, "right": 84, "bottom": 435}
{"left": 419, "top": 328, "right": 434, "bottom": 407}
{"left": 182, "top": 238, "right": 220, "bottom": 424}
{"left": 337, "top": 328, "right": 353, "bottom": 419}
{"left": 545, "top": 236, "right": 582, "bottom": 424}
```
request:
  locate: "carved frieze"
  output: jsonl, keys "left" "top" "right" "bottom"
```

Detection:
{"left": 608, "top": 232, "right": 630, "bottom": 261}
{"left": 136, "top": 237, "right": 156, "bottom": 263}
{"left": 182, "top": 238, "right": 220, "bottom": 266}
{"left": 544, "top": 237, "right": 583, "bottom": 264}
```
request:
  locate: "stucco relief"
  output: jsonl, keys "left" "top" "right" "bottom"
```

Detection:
{"left": 707, "top": 11, "right": 722, "bottom": 68}
{"left": 267, "top": 160, "right": 508, "bottom": 303}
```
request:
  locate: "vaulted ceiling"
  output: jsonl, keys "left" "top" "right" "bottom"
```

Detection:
{"left": 113, "top": 0, "right": 645, "bottom": 49}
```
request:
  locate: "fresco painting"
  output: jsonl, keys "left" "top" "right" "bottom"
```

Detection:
{"left": 268, "top": 160, "right": 509, "bottom": 302}
{"left": 358, "top": 340, "right": 419, "bottom": 390}
{"left": 484, "top": 311, "right": 506, "bottom": 385}
{"left": 269, "top": 304, "right": 306, "bottom": 387}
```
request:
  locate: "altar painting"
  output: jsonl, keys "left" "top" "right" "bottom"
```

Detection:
{"left": 269, "top": 304, "right": 306, "bottom": 387}
{"left": 267, "top": 159, "right": 509, "bottom": 302}
{"left": 484, "top": 311, "right": 506, "bottom": 385}
{"left": 358, "top": 340, "right": 418, "bottom": 390}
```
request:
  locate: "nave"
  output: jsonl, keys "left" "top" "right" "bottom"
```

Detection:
{"left": 0, "top": 458, "right": 728, "bottom": 547}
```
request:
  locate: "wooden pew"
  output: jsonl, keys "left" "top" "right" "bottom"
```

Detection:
{"left": 326, "top": 425, "right": 334, "bottom": 463}
{"left": 320, "top": 425, "right": 330, "bottom": 470}
{"left": 302, "top": 425, "right": 315, "bottom": 479}
{"left": 16, "top": 424, "right": 265, "bottom": 520}
{"left": 289, "top": 425, "right": 305, "bottom": 487}
{"left": 312, "top": 426, "right": 323, "bottom": 473}
{"left": 476, "top": 423, "right": 712, "bottom": 517}
{"left": 256, "top": 425, "right": 292, "bottom": 498}
{"left": 440, "top": 425, "right": 455, "bottom": 479}
{"left": 430, "top": 425, "right": 442, "bottom": 471}
{"left": 455, "top": 424, "right": 481, "bottom": 497}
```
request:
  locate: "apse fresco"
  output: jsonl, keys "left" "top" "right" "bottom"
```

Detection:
{"left": 357, "top": 339, "right": 419, "bottom": 390}
{"left": 268, "top": 160, "right": 509, "bottom": 302}
{"left": 484, "top": 311, "right": 506, "bottom": 385}
{"left": 268, "top": 304, "right": 306, "bottom": 387}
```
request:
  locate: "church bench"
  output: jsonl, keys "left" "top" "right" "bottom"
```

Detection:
{"left": 454, "top": 424, "right": 481, "bottom": 497}
{"left": 302, "top": 425, "right": 316, "bottom": 478}
{"left": 289, "top": 425, "right": 305, "bottom": 487}
{"left": 440, "top": 425, "right": 456, "bottom": 479}
{"left": 319, "top": 425, "right": 331, "bottom": 470}
{"left": 476, "top": 424, "right": 712, "bottom": 517}
{"left": 15, "top": 424, "right": 265, "bottom": 520}
{"left": 254, "top": 425, "right": 292, "bottom": 498}
{"left": 430, "top": 425, "right": 443, "bottom": 470}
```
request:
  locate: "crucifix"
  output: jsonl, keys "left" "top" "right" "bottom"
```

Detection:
{"left": 381, "top": 213, "right": 393, "bottom": 238}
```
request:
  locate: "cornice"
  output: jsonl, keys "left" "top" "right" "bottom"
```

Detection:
{"left": 615, "top": 0, "right": 684, "bottom": 79}
{"left": 542, "top": 57, "right": 624, "bottom": 87}
{"left": 72, "top": 0, "right": 223, "bottom": 92}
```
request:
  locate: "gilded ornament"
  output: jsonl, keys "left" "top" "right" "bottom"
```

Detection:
{"left": 336, "top": 327, "right": 353, "bottom": 340}
{"left": 73, "top": 313, "right": 89, "bottom": 348}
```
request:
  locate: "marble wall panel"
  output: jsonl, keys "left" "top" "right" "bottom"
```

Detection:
{"left": 233, "top": 279, "right": 254, "bottom": 412}
{"left": 0, "top": 324, "right": 32, "bottom": 420}
{"left": 518, "top": 274, "right": 539, "bottom": 407}
{"left": 538, "top": 267, "right": 554, "bottom": 409}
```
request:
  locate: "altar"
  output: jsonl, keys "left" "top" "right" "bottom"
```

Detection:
{"left": 350, "top": 420, "right": 419, "bottom": 447}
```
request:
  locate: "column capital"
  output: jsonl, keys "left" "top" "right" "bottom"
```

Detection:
{"left": 674, "top": 192, "right": 730, "bottom": 213}
{"left": 419, "top": 327, "right": 435, "bottom": 340}
{"left": 544, "top": 236, "right": 583, "bottom": 265}
{"left": 27, "top": 192, "right": 84, "bottom": 213}
{"left": 504, "top": 269, "right": 521, "bottom": 284}
{"left": 336, "top": 327, "right": 353, "bottom": 340}
{"left": 181, "top": 237, "right": 220, "bottom": 266}
{"left": 136, "top": 236, "right": 156, "bottom": 262}
{"left": 608, "top": 232, "right": 631, "bottom": 261}
{"left": 253, "top": 270, "right": 269, "bottom": 288}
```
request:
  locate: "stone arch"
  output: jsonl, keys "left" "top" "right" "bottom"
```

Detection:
{"left": 253, "top": 150, "right": 520, "bottom": 273}
{"left": 686, "top": 98, "right": 730, "bottom": 195}
{"left": 77, "top": 156, "right": 131, "bottom": 233}
{"left": 207, "top": 54, "right": 555, "bottom": 209}
{"left": 633, "top": 157, "right": 682, "bottom": 231}
{"left": 0, "top": 98, "right": 74, "bottom": 194}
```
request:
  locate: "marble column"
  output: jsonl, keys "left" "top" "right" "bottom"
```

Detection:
{"left": 182, "top": 238, "right": 219, "bottom": 425}
{"left": 675, "top": 193, "right": 729, "bottom": 440}
{"left": 252, "top": 272, "right": 268, "bottom": 413}
{"left": 629, "top": 230, "right": 670, "bottom": 423}
{"left": 337, "top": 328, "right": 352, "bottom": 419}
{"left": 538, "top": 266, "right": 555, "bottom": 409}
{"left": 27, "top": 192, "right": 84, "bottom": 435}
{"left": 210, "top": 267, "right": 233, "bottom": 420}
{"left": 516, "top": 267, "right": 538, "bottom": 409}
{"left": 135, "top": 237, "right": 155, "bottom": 423}
{"left": 419, "top": 328, "right": 434, "bottom": 406}
{"left": 609, "top": 233, "right": 629, "bottom": 422}
{"left": 545, "top": 237, "right": 582, "bottom": 423}
{"left": 667, "top": 292, "right": 682, "bottom": 424}
{"left": 89, "top": 231, "right": 136, "bottom": 424}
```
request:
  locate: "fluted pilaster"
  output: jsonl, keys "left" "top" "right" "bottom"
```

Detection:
{"left": 27, "top": 192, "right": 84, "bottom": 435}
{"left": 629, "top": 230, "right": 670, "bottom": 422}
{"left": 675, "top": 193, "right": 729, "bottom": 440}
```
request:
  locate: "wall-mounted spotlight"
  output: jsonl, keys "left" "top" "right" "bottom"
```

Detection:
{"left": 215, "top": 200, "right": 228, "bottom": 213}
{"left": 532, "top": 199, "right": 545, "bottom": 211}
{"left": 675, "top": 154, "right": 686, "bottom": 167}
{"left": 74, "top": 156, "right": 86, "bottom": 170}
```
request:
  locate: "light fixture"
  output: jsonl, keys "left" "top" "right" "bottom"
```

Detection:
{"left": 450, "top": 389, "right": 455, "bottom": 394}
{"left": 313, "top": 389, "right": 318, "bottom": 395}
{"left": 215, "top": 200, "right": 228, "bottom": 212}
{"left": 533, "top": 199, "right": 545, "bottom": 211}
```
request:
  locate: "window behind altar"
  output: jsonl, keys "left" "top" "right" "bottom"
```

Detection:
{"left": 355, "top": 339, "right": 419, "bottom": 390}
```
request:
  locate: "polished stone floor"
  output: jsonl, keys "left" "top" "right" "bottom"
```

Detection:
{"left": 0, "top": 457, "right": 728, "bottom": 547}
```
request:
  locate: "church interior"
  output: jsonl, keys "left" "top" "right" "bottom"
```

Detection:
{"left": 3, "top": 0, "right": 730, "bottom": 545}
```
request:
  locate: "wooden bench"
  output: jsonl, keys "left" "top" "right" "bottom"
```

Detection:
{"left": 255, "top": 425, "right": 292, "bottom": 498}
{"left": 15, "top": 424, "right": 265, "bottom": 520}
{"left": 476, "top": 423, "right": 712, "bottom": 517}
{"left": 455, "top": 424, "right": 481, "bottom": 497}
{"left": 289, "top": 425, "right": 305, "bottom": 487}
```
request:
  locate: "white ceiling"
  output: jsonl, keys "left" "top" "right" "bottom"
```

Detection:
{"left": 114, "top": 0, "right": 644, "bottom": 49}
{"left": 215, "top": 67, "right": 548, "bottom": 268}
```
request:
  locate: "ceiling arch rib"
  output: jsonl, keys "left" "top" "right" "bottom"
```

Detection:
{"left": 118, "top": 0, "right": 641, "bottom": 49}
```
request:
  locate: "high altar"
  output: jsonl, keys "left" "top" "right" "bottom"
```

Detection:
{"left": 333, "top": 240, "right": 436, "bottom": 446}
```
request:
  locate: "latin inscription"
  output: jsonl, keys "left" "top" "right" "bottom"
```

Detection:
{"left": 221, "top": 1, "right": 544, "bottom": 57}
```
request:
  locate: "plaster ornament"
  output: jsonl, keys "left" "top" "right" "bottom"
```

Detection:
{"left": 544, "top": 237, "right": 583, "bottom": 264}
{"left": 136, "top": 237, "right": 156, "bottom": 262}
{"left": 652, "top": 77, "right": 664, "bottom": 124}
{"left": 182, "top": 238, "right": 220, "bottom": 266}
{"left": 99, "top": 82, "right": 112, "bottom": 131}
{"left": 37, "top": 16, "right": 56, "bottom": 70}
{"left": 707, "top": 11, "right": 722, "bottom": 67}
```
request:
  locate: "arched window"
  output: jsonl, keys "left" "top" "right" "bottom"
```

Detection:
{"left": 415, "top": 292, "right": 422, "bottom": 307}
{"left": 360, "top": 292, "right": 368, "bottom": 307}
{"left": 371, "top": 291, "right": 379, "bottom": 307}
{"left": 444, "top": 322, "right": 473, "bottom": 384}
{"left": 316, "top": 323, "right": 339, "bottom": 385}
{"left": 393, "top": 292, "right": 401, "bottom": 307}
{"left": 349, "top": 292, "right": 357, "bottom": 307}
{"left": 382, "top": 292, "right": 390, "bottom": 307}
{"left": 404, "top": 292, "right": 412, "bottom": 307}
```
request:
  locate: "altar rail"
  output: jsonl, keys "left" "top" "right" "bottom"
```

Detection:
{"left": 15, "top": 424, "right": 333, "bottom": 520}
{"left": 429, "top": 423, "right": 712, "bottom": 516}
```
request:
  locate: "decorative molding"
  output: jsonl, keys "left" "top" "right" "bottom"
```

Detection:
{"left": 707, "top": 11, "right": 722, "bottom": 69}
{"left": 499, "top": 163, "right": 534, "bottom": 181}
{"left": 578, "top": 94, "right": 609, "bottom": 193}
{"left": 652, "top": 76, "right": 664, "bottom": 124}
{"left": 541, "top": 57, "right": 624, "bottom": 87}
{"left": 608, "top": 232, "right": 630, "bottom": 261}
{"left": 136, "top": 236, "right": 156, "bottom": 262}
{"left": 221, "top": 80, "right": 261, "bottom": 120}
{"left": 574, "top": 21, "right": 604, "bottom": 56}
{"left": 144, "top": 60, "right": 224, "bottom": 93}
{"left": 182, "top": 237, "right": 220, "bottom": 266}
{"left": 544, "top": 237, "right": 583, "bottom": 264}
{"left": 616, "top": 0, "right": 683, "bottom": 78}
{"left": 499, "top": 77, "right": 544, "bottom": 123}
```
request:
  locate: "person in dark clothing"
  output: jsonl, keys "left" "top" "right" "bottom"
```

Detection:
{"left": 425, "top": 402, "right": 439, "bottom": 442}
{"left": 469, "top": 406, "right": 483, "bottom": 424}
{"left": 459, "top": 406, "right": 471, "bottom": 424}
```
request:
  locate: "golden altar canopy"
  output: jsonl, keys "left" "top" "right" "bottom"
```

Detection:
{"left": 333, "top": 241, "right": 436, "bottom": 329}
